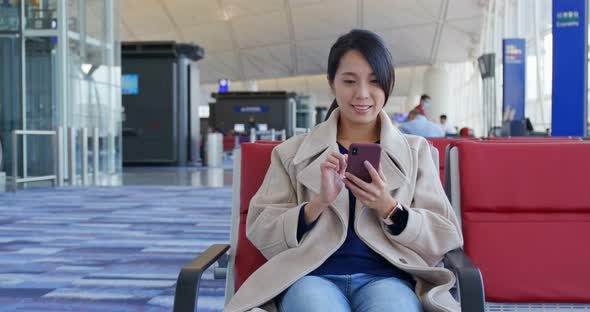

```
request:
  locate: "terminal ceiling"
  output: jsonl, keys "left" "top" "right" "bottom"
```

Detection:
{"left": 121, "top": 0, "right": 485, "bottom": 84}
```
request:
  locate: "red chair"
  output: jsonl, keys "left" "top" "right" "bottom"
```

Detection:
{"left": 485, "top": 136, "right": 582, "bottom": 142}
{"left": 448, "top": 140, "right": 590, "bottom": 309}
{"left": 173, "top": 142, "right": 485, "bottom": 312}
{"left": 427, "top": 138, "right": 480, "bottom": 186}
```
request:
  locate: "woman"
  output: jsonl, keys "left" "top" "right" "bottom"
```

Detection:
{"left": 225, "top": 29, "right": 463, "bottom": 312}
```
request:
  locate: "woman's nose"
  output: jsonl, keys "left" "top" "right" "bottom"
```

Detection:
{"left": 356, "top": 82, "right": 370, "bottom": 99}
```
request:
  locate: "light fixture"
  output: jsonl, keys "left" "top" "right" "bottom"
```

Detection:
{"left": 81, "top": 63, "right": 93, "bottom": 75}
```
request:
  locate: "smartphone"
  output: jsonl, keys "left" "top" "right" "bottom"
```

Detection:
{"left": 346, "top": 143, "right": 381, "bottom": 183}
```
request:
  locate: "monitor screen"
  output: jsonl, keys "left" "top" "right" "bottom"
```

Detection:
{"left": 256, "top": 124, "right": 268, "bottom": 131}
{"left": 234, "top": 123, "right": 245, "bottom": 133}
{"left": 122, "top": 74, "right": 139, "bottom": 95}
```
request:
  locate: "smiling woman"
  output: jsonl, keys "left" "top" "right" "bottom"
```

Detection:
{"left": 325, "top": 30, "right": 395, "bottom": 123}
{"left": 225, "top": 29, "right": 463, "bottom": 312}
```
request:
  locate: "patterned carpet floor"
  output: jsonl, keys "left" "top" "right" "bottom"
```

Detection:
{"left": 0, "top": 186, "right": 231, "bottom": 312}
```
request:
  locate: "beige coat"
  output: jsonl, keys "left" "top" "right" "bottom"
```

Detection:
{"left": 225, "top": 109, "right": 464, "bottom": 312}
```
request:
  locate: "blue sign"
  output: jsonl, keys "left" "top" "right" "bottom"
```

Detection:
{"left": 502, "top": 39, "right": 526, "bottom": 121}
{"left": 234, "top": 106, "right": 269, "bottom": 113}
{"left": 219, "top": 79, "right": 230, "bottom": 93}
{"left": 122, "top": 74, "right": 139, "bottom": 95}
{"left": 552, "top": 0, "right": 588, "bottom": 136}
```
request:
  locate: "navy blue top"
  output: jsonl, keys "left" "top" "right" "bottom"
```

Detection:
{"left": 297, "top": 142, "right": 413, "bottom": 282}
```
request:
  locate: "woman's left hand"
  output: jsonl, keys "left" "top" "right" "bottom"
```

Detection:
{"left": 343, "top": 161, "right": 397, "bottom": 219}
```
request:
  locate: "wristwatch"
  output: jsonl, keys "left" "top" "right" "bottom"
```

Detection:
{"left": 382, "top": 202, "right": 404, "bottom": 225}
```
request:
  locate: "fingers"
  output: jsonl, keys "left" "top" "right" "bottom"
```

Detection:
{"left": 320, "top": 161, "right": 337, "bottom": 171}
{"left": 325, "top": 152, "right": 347, "bottom": 174}
{"left": 364, "top": 161, "right": 384, "bottom": 187}
{"left": 344, "top": 171, "right": 371, "bottom": 190}
{"left": 343, "top": 178, "right": 376, "bottom": 202}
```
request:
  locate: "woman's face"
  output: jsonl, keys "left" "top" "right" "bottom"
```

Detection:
{"left": 330, "top": 49, "right": 386, "bottom": 126}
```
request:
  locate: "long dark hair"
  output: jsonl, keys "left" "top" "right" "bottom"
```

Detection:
{"left": 325, "top": 29, "right": 395, "bottom": 120}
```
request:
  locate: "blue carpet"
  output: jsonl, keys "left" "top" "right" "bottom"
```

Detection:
{"left": 0, "top": 186, "right": 231, "bottom": 311}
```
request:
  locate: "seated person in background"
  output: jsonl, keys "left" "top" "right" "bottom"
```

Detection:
{"left": 439, "top": 114, "right": 457, "bottom": 135}
{"left": 398, "top": 109, "right": 445, "bottom": 138}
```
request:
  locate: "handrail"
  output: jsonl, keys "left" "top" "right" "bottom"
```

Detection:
{"left": 12, "top": 129, "right": 58, "bottom": 189}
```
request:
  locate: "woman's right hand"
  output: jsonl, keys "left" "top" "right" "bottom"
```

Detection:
{"left": 304, "top": 152, "right": 347, "bottom": 224}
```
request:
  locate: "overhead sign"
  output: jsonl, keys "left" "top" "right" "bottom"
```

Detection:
{"left": 552, "top": 0, "right": 588, "bottom": 136}
{"left": 502, "top": 39, "right": 525, "bottom": 121}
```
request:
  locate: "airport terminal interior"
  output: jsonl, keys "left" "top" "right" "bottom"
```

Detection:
{"left": 0, "top": 0, "right": 589, "bottom": 311}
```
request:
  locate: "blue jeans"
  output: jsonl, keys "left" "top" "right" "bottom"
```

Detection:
{"left": 277, "top": 274, "right": 422, "bottom": 312}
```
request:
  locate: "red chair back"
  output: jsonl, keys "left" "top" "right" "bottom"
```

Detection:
{"left": 485, "top": 137, "right": 582, "bottom": 142}
{"left": 427, "top": 138, "right": 479, "bottom": 184}
{"left": 455, "top": 140, "right": 590, "bottom": 303}
{"left": 234, "top": 142, "right": 281, "bottom": 291}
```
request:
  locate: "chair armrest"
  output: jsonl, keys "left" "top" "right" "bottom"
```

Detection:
{"left": 443, "top": 248, "right": 485, "bottom": 312}
{"left": 173, "top": 244, "right": 230, "bottom": 312}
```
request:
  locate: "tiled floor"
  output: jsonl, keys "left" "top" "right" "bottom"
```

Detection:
{"left": 122, "top": 167, "right": 233, "bottom": 187}
{"left": 0, "top": 167, "right": 233, "bottom": 312}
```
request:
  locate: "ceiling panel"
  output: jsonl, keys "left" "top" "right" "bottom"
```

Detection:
{"left": 159, "top": 0, "right": 222, "bottom": 27}
{"left": 288, "top": 0, "right": 324, "bottom": 7}
{"left": 199, "top": 51, "right": 241, "bottom": 83}
{"left": 125, "top": 17, "right": 178, "bottom": 40}
{"left": 437, "top": 24, "right": 475, "bottom": 62}
{"left": 447, "top": 16, "right": 482, "bottom": 41}
{"left": 181, "top": 22, "right": 233, "bottom": 53}
{"left": 233, "top": 10, "right": 290, "bottom": 49}
{"left": 376, "top": 23, "right": 436, "bottom": 66}
{"left": 363, "top": 0, "right": 439, "bottom": 30}
{"left": 291, "top": 0, "right": 357, "bottom": 41}
{"left": 241, "top": 44, "right": 293, "bottom": 79}
{"left": 446, "top": 0, "right": 484, "bottom": 20}
{"left": 296, "top": 38, "right": 333, "bottom": 75}
{"left": 122, "top": 0, "right": 177, "bottom": 39}
{"left": 222, "top": 0, "right": 285, "bottom": 18}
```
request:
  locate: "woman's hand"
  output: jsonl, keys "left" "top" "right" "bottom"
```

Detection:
{"left": 343, "top": 161, "right": 397, "bottom": 219}
{"left": 305, "top": 152, "right": 348, "bottom": 224}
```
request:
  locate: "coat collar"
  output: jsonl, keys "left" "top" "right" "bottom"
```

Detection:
{"left": 294, "top": 108, "right": 412, "bottom": 198}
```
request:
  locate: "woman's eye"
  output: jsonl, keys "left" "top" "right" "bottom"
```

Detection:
{"left": 343, "top": 80, "right": 355, "bottom": 84}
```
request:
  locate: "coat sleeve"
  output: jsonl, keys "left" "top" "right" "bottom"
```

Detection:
{"left": 246, "top": 147, "right": 306, "bottom": 260}
{"left": 385, "top": 138, "right": 463, "bottom": 266}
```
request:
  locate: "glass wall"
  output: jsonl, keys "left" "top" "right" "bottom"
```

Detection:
{"left": 0, "top": 36, "right": 21, "bottom": 177}
{"left": 0, "top": 0, "right": 122, "bottom": 188}
{"left": 68, "top": 0, "right": 121, "bottom": 182}
{"left": 0, "top": 0, "right": 21, "bottom": 179}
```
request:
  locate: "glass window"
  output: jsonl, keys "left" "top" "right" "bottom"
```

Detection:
{"left": 25, "top": 0, "right": 58, "bottom": 30}
{"left": 0, "top": 1, "right": 20, "bottom": 32}
{"left": 0, "top": 37, "right": 21, "bottom": 175}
